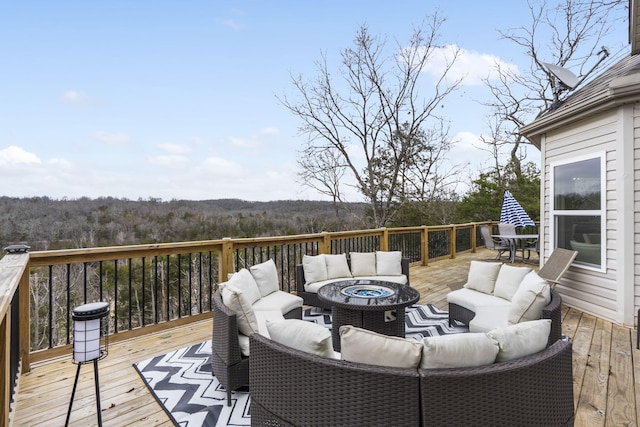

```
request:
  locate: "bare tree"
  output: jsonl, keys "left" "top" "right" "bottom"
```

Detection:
{"left": 481, "top": 0, "right": 627, "bottom": 179}
{"left": 280, "top": 14, "right": 462, "bottom": 227}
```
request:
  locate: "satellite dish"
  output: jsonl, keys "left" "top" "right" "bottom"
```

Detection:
{"left": 542, "top": 62, "right": 579, "bottom": 89}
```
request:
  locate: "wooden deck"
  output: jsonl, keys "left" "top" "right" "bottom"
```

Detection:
{"left": 12, "top": 249, "right": 640, "bottom": 426}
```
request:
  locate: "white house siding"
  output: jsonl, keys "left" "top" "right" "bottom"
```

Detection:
{"left": 543, "top": 111, "right": 620, "bottom": 323}
{"left": 634, "top": 103, "right": 640, "bottom": 328}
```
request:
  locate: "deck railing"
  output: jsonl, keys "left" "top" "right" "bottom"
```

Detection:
{"left": 0, "top": 221, "right": 494, "bottom": 426}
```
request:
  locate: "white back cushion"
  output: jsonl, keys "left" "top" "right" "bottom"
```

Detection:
{"left": 339, "top": 325, "right": 422, "bottom": 368}
{"left": 220, "top": 284, "right": 259, "bottom": 336}
{"left": 266, "top": 319, "right": 335, "bottom": 358}
{"left": 302, "top": 254, "right": 327, "bottom": 284}
{"left": 487, "top": 319, "right": 551, "bottom": 362}
{"left": 228, "top": 268, "right": 262, "bottom": 305}
{"left": 250, "top": 259, "right": 280, "bottom": 297}
{"left": 376, "top": 251, "right": 402, "bottom": 276}
{"left": 463, "top": 261, "right": 502, "bottom": 294}
{"left": 325, "top": 253, "right": 352, "bottom": 279}
{"left": 350, "top": 252, "right": 377, "bottom": 276}
{"left": 420, "top": 332, "right": 499, "bottom": 369}
{"left": 493, "top": 264, "right": 532, "bottom": 301}
{"left": 508, "top": 272, "right": 551, "bottom": 324}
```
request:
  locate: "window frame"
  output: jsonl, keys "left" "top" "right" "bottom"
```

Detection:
{"left": 549, "top": 152, "right": 606, "bottom": 272}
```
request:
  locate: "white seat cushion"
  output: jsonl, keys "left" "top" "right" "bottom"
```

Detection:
{"left": 252, "top": 290, "right": 303, "bottom": 315}
{"left": 468, "top": 305, "right": 511, "bottom": 333}
{"left": 237, "top": 310, "right": 285, "bottom": 357}
{"left": 249, "top": 259, "right": 280, "bottom": 297}
{"left": 354, "top": 275, "right": 408, "bottom": 285}
{"left": 304, "top": 278, "right": 350, "bottom": 293}
{"left": 447, "top": 288, "right": 511, "bottom": 313}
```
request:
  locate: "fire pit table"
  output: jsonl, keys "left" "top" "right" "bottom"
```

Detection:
{"left": 317, "top": 280, "right": 420, "bottom": 351}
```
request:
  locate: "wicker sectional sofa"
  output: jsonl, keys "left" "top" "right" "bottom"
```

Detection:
{"left": 295, "top": 251, "right": 410, "bottom": 309}
{"left": 249, "top": 333, "right": 575, "bottom": 426}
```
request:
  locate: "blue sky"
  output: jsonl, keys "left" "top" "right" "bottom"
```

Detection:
{"left": 1, "top": 1, "right": 629, "bottom": 201}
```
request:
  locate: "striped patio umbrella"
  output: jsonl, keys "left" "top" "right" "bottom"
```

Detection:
{"left": 499, "top": 190, "right": 535, "bottom": 228}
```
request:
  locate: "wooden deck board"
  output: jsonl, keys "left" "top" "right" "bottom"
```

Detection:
{"left": 11, "top": 249, "right": 640, "bottom": 426}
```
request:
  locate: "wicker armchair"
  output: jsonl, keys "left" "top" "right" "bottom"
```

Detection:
{"left": 211, "top": 289, "right": 249, "bottom": 406}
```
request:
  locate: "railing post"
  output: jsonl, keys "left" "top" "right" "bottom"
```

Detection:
{"left": 421, "top": 226, "right": 429, "bottom": 266}
{"left": 0, "top": 304, "right": 9, "bottom": 426}
{"left": 450, "top": 225, "right": 457, "bottom": 259}
{"left": 19, "top": 265, "right": 30, "bottom": 373}
{"left": 471, "top": 223, "right": 478, "bottom": 253}
{"left": 320, "top": 232, "right": 331, "bottom": 254}
{"left": 380, "top": 228, "right": 389, "bottom": 251}
{"left": 219, "top": 238, "right": 234, "bottom": 284}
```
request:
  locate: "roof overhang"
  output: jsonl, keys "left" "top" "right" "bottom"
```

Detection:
{"left": 521, "top": 72, "right": 640, "bottom": 148}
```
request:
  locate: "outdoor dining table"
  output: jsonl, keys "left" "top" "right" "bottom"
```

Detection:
{"left": 492, "top": 234, "right": 538, "bottom": 263}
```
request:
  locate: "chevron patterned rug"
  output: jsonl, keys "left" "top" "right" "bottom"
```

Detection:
{"left": 134, "top": 304, "right": 467, "bottom": 427}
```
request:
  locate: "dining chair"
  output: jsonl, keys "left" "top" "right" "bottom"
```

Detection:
{"left": 479, "top": 225, "right": 511, "bottom": 261}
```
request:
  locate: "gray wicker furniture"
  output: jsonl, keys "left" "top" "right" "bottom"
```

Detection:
{"left": 449, "top": 288, "right": 563, "bottom": 346}
{"left": 317, "top": 280, "right": 420, "bottom": 351}
{"left": 249, "top": 333, "right": 574, "bottom": 427}
{"left": 295, "top": 256, "right": 410, "bottom": 309}
{"left": 212, "top": 289, "right": 301, "bottom": 406}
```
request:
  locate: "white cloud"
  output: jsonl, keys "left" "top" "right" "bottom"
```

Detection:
{"left": 0, "top": 146, "right": 41, "bottom": 165}
{"left": 93, "top": 131, "right": 131, "bottom": 146}
{"left": 159, "top": 143, "right": 192, "bottom": 155}
{"left": 222, "top": 19, "right": 245, "bottom": 30}
{"left": 228, "top": 127, "right": 280, "bottom": 149}
{"left": 61, "top": 90, "right": 89, "bottom": 105}
{"left": 148, "top": 155, "right": 190, "bottom": 167}
{"left": 420, "top": 45, "right": 519, "bottom": 86}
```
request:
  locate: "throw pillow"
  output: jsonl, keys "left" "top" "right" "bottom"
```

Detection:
{"left": 325, "top": 253, "right": 352, "bottom": 279}
{"left": 339, "top": 325, "right": 422, "bottom": 368}
{"left": 420, "top": 332, "right": 499, "bottom": 369}
{"left": 487, "top": 319, "right": 551, "bottom": 362}
{"left": 302, "top": 254, "right": 328, "bottom": 284}
{"left": 376, "top": 251, "right": 402, "bottom": 276}
{"left": 266, "top": 319, "right": 335, "bottom": 358}
{"left": 493, "top": 264, "right": 532, "bottom": 301}
{"left": 249, "top": 259, "right": 280, "bottom": 297}
{"left": 349, "top": 252, "right": 377, "bottom": 276}
{"left": 228, "top": 268, "right": 262, "bottom": 305}
{"left": 508, "top": 272, "right": 551, "bottom": 324}
{"left": 463, "top": 261, "right": 502, "bottom": 294}
{"left": 220, "top": 284, "right": 259, "bottom": 336}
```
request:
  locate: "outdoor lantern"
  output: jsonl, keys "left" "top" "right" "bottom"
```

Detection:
{"left": 65, "top": 301, "right": 110, "bottom": 427}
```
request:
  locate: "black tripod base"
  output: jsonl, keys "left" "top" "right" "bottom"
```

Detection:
{"left": 65, "top": 359, "right": 102, "bottom": 426}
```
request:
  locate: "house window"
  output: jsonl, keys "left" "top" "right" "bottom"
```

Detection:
{"left": 551, "top": 154, "right": 604, "bottom": 270}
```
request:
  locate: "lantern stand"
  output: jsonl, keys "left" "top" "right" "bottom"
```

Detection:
{"left": 65, "top": 302, "right": 110, "bottom": 427}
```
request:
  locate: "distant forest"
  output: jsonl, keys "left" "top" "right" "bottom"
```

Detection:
{"left": 0, "top": 197, "right": 370, "bottom": 251}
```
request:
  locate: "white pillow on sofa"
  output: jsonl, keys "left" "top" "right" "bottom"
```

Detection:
{"left": 220, "top": 284, "right": 259, "bottom": 336}
{"left": 420, "top": 332, "right": 499, "bottom": 369}
{"left": 508, "top": 272, "right": 551, "bottom": 324}
{"left": 350, "top": 252, "right": 377, "bottom": 276}
{"left": 266, "top": 319, "right": 335, "bottom": 358}
{"left": 249, "top": 259, "right": 280, "bottom": 297}
{"left": 487, "top": 319, "right": 551, "bottom": 362}
{"left": 376, "top": 251, "right": 402, "bottom": 276}
{"left": 228, "top": 268, "right": 262, "bottom": 305}
{"left": 463, "top": 261, "right": 502, "bottom": 294}
{"left": 325, "top": 253, "right": 352, "bottom": 279}
{"left": 493, "top": 264, "right": 532, "bottom": 301}
{"left": 302, "top": 254, "right": 328, "bottom": 284}
{"left": 339, "top": 325, "right": 422, "bottom": 368}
